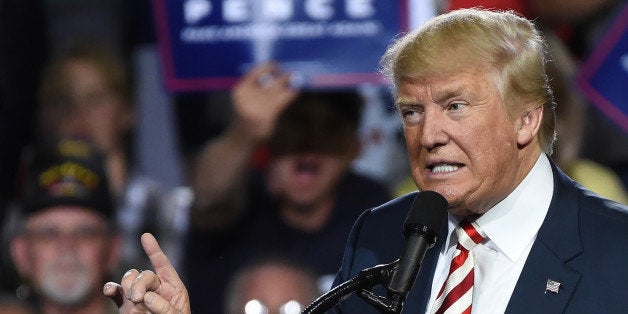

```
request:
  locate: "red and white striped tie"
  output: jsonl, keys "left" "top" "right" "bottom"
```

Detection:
{"left": 430, "top": 220, "right": 487, "bottom": 314}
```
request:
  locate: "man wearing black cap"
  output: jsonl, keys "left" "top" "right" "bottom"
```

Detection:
{"left": 8, "top": 138, "right": 121, "bottom": 314}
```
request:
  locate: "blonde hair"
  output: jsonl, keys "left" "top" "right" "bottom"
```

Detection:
{"left": 381, "top": 8, "right": 556, "bottom": 153}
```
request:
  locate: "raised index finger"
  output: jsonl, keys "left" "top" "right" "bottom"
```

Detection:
{"left": 140, "top": 233, "right": 180, "bottom": 281}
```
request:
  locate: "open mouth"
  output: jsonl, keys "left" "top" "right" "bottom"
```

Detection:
{"left": 428, "top": 163, "right": 464, "bottom": 173}
{"left": 295, "top": 159, "right": 322, "bottom": 175}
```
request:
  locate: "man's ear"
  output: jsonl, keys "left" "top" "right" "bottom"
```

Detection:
{"left": 517, "top": 105, "right": 543, "bottom": 147}
{"left": 10, "top": 236, "right": 31, "bottom": 277}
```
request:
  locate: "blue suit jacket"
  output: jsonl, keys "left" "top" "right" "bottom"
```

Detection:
{"left": 331, "top": 160, "right": 628, "bottom": 313}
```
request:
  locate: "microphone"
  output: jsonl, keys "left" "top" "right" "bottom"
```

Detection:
{"left": 386, "top": 190, "right": 448, "bottom": 297}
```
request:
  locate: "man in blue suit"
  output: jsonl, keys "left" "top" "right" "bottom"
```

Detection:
{"left": 100, "top": 8, "right": 628, "bottom": 314}
{"left": 331, "top": 8, "right": 628, "bottom": 314}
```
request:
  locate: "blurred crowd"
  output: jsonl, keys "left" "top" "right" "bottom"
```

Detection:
{"left": 1, "top": 0, "right": 626, "bottom": 313}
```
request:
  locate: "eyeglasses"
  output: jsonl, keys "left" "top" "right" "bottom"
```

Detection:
{"left": 243, "top": 299, "right": 304, "bottom": 314}
{"left": 24, "top": 226, "right": 108, "bottom": 244}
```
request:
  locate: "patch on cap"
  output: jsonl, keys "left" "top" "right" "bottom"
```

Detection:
{"left": 19, "top": 138, "right": 114, "bottom": 219}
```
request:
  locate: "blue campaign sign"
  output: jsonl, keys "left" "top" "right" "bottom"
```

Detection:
{"left": 153, "top": 0, "right": 410, "bottom": 91}
{"left": 577, "top": 2, "right": 628, "bottom": 132}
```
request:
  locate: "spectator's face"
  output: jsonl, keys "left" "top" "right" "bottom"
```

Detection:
{"left": 398, "top": 65, "right": 528, "bottom": 216}
{"left": 11, "top": 206, "right": 119, "bottom": 306}
{"left": 266, "top": 152, "right": 352, "bottom": 209}
{"left": 50, "top": 60, "right": 133, "bottom": 153}
{"left": 234, "top": 265, "right": 315, "bottom": 314}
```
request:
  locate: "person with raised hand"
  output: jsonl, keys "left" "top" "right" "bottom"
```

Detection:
{"left": 186, "top": 62, "right": 391, "bottom": 313}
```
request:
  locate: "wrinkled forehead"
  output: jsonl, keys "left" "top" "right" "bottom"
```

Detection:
{"left": 394, "top": 64, "right": 504, "bottom": 103}
{"left": 25, "top": 205, "right": 107, "bottom": 229}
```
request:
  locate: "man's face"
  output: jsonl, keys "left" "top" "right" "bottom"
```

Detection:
{"left": 15, "top": 206, "right": 117, "bottom": 306}
{"left": 50, "top": 60, "right": 133, "bottom": 153}
{"left": 266, "top": 152, "right": 351, "bottom": 209}
{"left": 235, "top": 265, "right": 315, "bottom": 314}
{"left": 398, "top": 65, "right": 527, "bottom": 216}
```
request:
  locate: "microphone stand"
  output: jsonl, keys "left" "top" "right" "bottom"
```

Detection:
{"left": 302, "top": 259, "right": 406, "bottom": 314}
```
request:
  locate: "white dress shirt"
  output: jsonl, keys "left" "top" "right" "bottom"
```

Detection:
{"left": 425, "top": 154, "right": 554, "bottom": 313}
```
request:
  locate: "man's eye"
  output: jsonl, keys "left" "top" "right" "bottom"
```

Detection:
{"left": 27, "top": 228, "right": 60, "bottom": 241}
{"left": 401, "top": 109, "right": 417, "bottom": 117}
{"left": 75, "top": 227, "right": 107, "bottom": 240}
{"left": 399, "top": 108, "right": 423, "bottom": 124}
{"left": 449, "top": 103, "right": 464, "bottom": 110}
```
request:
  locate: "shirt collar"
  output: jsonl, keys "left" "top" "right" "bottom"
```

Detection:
{"left": 444, "top": 154, "right": 554, "bottom": 261}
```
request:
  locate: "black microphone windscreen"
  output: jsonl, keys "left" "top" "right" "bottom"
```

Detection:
{"left": 404, "top": 190, "right": 448, "bottom": 234}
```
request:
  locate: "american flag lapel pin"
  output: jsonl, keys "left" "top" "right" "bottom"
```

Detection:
{"left": 545, "top": 279, "right": 561, "bottom": 294}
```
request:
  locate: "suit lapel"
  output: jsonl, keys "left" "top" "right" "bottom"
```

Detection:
{"left": 506, "top": 161, "right": 583, "bottom": 313}
{"left": 506, "top": 241, "right": 582, "bottom": 313}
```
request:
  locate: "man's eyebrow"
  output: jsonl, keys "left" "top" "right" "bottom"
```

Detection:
{"left": 395, "top": 97, "right": 418, "bottom": 107}
{"left": 433, "top": 86, "right": 466, "bottom": 103}
{"left": 395, "top": 86, "right": 468, "bottom": 107}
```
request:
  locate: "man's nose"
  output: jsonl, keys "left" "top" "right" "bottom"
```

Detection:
{"left": 419, "top": 109, "right": 448, "bottom": 151}
{"left": 55, "top": 232, "right": 80, "bottom": 249}
{"left": 63, "top": 104, "right": 92, "bottom": 137}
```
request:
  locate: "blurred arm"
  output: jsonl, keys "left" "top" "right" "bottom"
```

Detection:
{"left": 190, "top": 63, "right": 298, "bottom": 230}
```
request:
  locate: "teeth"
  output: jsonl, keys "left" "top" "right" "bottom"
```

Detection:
{"left": 432, "top": 164, "right": 459, "bottom": 173}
